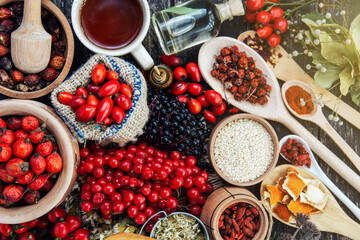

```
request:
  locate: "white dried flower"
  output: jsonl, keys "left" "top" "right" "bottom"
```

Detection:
{"left": 290, "top": 33, "right": 295, "bottom": 38}
{"left": 339, "top": 121, "right": 344, "bottom": 126}
{"left": 294, "top": 39, "right": 299, "bottom": 43}
{"left": 283, "top": 41, "right": 287, "bottom": 45}
{"left": 305, "top": 39, "right": 311, "bottom": 45}
{"left": 320, "top": 67, "right": 327, "bottom": 72}
{"left": 306, "top": 64, "right": 311, "bottom": 70}
{"left": 288, "top": 53, "right": 293, "bottom": 58}
{"left": 322, "top": 19, "right": 327, "bottom": 23}
{"left": 315, "top": 29, "right": 322, "bottom": 35}
{"left": 288, "top": 20, "right": 293, "bottom": 25}
{"left": 294, "top": 20, "right": 298, "bottom": 24}
{"left": 346, "top": 39, "right": 352, "bottom": 44}
{"left": 297, "top": 33, "right": 304, "bottom": 39}
{"left": 304, "top": 50, "right": 309, "bottom": 54}
{"left": 326, "top": 13, "right": 332, "bottom": 18}
{"left": 316, "top": 63, "right": 322, "bottom": 69}
{"left": 328, "top": 114, "right": 334, "bottom": 121}
{"left": 333, "top": 116, "right": 340, "bottom": 122}
{"left": 340, "top": 10, "right": 346, "bottom": 15}
{"left": 292, "top": 51, "right": 299, "bottom": 56}
{"left": 316, "top": 20, "right": 322, "bottom": 25}
{"left": 314, "top": 39, "right": 320, "bottom": 45}
{"left": 318, "top": 3, "right": 324, "bottom": 8}
{"left": 335, "top": 29, "right": 341, "bottom": 34}
{"left": 292, "top": 28, "right": 296, "bottom": 32}
{"left": 308, "top": 52, "right": 313, "bottom": 57}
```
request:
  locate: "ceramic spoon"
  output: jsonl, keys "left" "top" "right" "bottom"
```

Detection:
{"left": 279, "top": 134, "right": 360, "bottom": 221}
{"left": 260, "top": 164, "right": 360, "bottom": 239}
{"left": 198, "top": 36, "right": 360, "bottom": 193}
{"left": 281, "top": 80, "right": 360, "bottom": 172}
{"left": 237, "top": 30, "right": 360, "bottom": 131}
{"left": 11, "top": 0, "right": 52, "bottom": 73}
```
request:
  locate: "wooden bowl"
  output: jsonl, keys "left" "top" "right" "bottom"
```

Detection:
{"left": 0, "top": 99, "right": 79, "bottom": 224}
{"left": 0, "top": 0, "right": 74, "bottom": 99}
{"left": 200, "top": 186, "right": 270, "bottom": 240}
{"left": 209, "top": 114, "right": 279, "bottom": 186}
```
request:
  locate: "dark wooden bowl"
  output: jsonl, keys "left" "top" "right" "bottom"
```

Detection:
{"left": 0, "top": 0, "right": 74, "bottom": 99}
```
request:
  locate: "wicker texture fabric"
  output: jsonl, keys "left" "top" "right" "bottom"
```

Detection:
{"left": 51, "top": 54, "right": 148, "bottom": 146}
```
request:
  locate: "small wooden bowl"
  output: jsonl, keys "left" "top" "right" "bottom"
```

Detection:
{"left": 209, "top": 114, "right": 279, "bottom": 186}
{"left": 0, "top": 0, "right": 74, "bottom": 99}
{"left": 200, "top": 186, "right": 270, "bottom": 240}
{"left": 0, "top": 99, "right": 79, "bottom": 224}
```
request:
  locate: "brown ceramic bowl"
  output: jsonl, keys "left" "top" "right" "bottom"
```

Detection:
{"left": 209, "top": 113, "right": 279, "bottom": 186}
{"left": 200, "top": 186, "right": 270, "bottom": 240}
{"left": 0, "top": 100, "right": 79, "bottom": 224}
{"left": 0, "top": 0, "right": 74, "bottom": 99}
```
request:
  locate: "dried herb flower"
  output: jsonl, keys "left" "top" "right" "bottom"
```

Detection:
{"left": 295, "top": 213, "right": 310, "bottom": 225}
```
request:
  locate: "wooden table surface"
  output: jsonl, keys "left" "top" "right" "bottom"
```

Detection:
{"left": 1, "top": 0, "right": 360, "bottom": 239}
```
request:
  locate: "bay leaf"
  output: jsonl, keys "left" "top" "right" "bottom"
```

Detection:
{"left": 339, "top": 66, "right": 355, "bottom": 95}
{"left": 350, "top": 80, "right": 360, "bottom": 106}
{"left": 319, "top": 32, "right": 347, "bottom": 66}
{"left": 350, "top": 13, "right": 360, "bottom": 55}
{"left": 302, "top": 12, "right": 338, "bottom": 24}
{"left": 314, "top": 68, "right": 342, "bottom": 89}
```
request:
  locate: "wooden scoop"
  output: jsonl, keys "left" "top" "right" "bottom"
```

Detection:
{"left": 281, "top": 80, "right": 360, "bottom": 172}
{"left": 11, "top": 0, "right": 51, "bottom": 74}
{"left": 198, "top": 36, "right": 360, "bottom": 193}
{"left": 260, "top": 164, "right": 360, "bottom": 239}
{"left": 238, "top": 30, "right": 360, "bottom": 131}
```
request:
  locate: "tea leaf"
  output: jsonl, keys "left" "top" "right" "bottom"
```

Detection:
{"left": 339, "top": 66, "right": 355, "bottom": 95}
{"left": 314, "top": 68, "right": 342, "bottom": 88}
{"left": 311, "top": 51, "right": 327, "bottom": 65}
{"left": 319, "top": 32, "right": 347, "bottom": 66}
{"left": 302, "top": 18, "right": 318, "bottom": 36}
{"left": 350, "top": 13, "right": 360, "bottom": 55}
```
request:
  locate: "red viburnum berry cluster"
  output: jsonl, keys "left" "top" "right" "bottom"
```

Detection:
{"left": 77, "top": 142, "right": 214, "bottom": 233}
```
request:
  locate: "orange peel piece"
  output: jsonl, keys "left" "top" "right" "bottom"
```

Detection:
{"left": 272, "top": 203, "right": 293, "bottom": 222}
{"left": 288, "top": 200, "right": 316, "bottom": 216}
{"left": 266, "top": 185, "right": 285, "bottom": 206}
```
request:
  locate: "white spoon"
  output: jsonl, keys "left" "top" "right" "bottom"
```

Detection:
{"left": 279, "top": 134, "right": 360, "bottom": 221}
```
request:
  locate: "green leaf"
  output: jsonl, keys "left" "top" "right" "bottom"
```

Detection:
{"left": 319, "top": 32, "right": 347, "bottom": 66}
{"left": 311, "top": 51, "right": 327, "bottom": 65}
{"left": 164, "top": 6, "right": 199, "bottom": 15}
{"left": 302, "top": 18, "right": 318, "bottom": 36}
{"left": 302, "top": 12, "right": 338, "bottom": 24}
{"left": 350, "top": 13, "right": 360, "bottom": 55}
{"left": 339, "top": 66, "right": 355, "bottom": 95}
{"left": 314, "top": 68, "right": 342, "bottom": 88}
{"left": 350, "top": 80, "right": 360, "bottom": 106}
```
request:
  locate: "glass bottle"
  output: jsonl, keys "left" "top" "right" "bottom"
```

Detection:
{"left": 152, "top": 0, "right": 244, "bottom": 55}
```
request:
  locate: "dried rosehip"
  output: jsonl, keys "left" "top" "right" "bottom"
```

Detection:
{"left": 23, "top": 191, "right": 40, "bottom": 205}
{"left": 0, "top": 69, "right": 9, "bottom": 83}
{"left": 0, "top": 44, "right": 8, "bottom": 56}
{"left": 53, "top": 41, "right": 65, "bottom": 52}
{"left": 46, "top": 17, "right": 60, "bottom": 35}
{"left": 50, "top": 56, "right": 65, "bottom": 70}
{"left": 3, "top": 184, "right": 24, "bottom": 203}
{"left": 24, "top": 75, "right": 40, "bottom": 86}
{"left": 0, "top": 56, "right": 12, "bottom": 71}
{"left": 11, "top": 70, "right": 23, "bottom": 82}
{"left": 0, "top": 8, "right": 13, "bottom": 19}
{"left": 0, "top": 32, "right": 10, "bottom": 46}
{"left": 0, "top": 19, "right": 15, "bottom": 32}
{"left": 40, "top": 68, "right": 59, "bottom": 82}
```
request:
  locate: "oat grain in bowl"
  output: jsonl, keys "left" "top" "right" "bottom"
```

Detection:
{"left": 214, "top": 118, "right": 274, "bottom": 182}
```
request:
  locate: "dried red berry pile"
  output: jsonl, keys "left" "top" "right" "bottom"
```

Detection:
{"left": 211, "top": 45, "right": 271, "bottom": 105}
{"left": 219, "top": 202, "right": 260, "bottom": 240}
{"left": 280, "top": 138, "right": 311, "bottom": 168}
{"left": 0, "top": 3, "right": 67, "bottom": 92}
{"left": 77, "top": 142, "right": 213, "bottom": 232}
{"left": 0, "top": 207, "right": 89, "bottom": 239}
{"left": 58, "top": 63, "right": 133, "bottom": 124}
{"left": 0, "top": 115, "right": 62, "bottom": 207}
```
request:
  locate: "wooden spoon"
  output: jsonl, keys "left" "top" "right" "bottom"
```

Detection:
{"left": 11, "top": 0, "right": 51, "bottom": 74}
{"left": 279, "top": 135, "right": 360, "bottom": 221}
{"left": 260, "top": 164, "right": 360, "bottom": 239}
{"left": 281, "top": 80, "right": 360, "bottom": 172}
{"left": 238, "top": 30, "right": 360, "bottom": 131}
{"left": 198, "top": 36, "right": 360, "bottom": 193}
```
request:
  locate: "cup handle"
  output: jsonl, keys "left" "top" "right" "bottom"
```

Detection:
{"left": 130, "top": 43, "right": 154, "bottom": 70}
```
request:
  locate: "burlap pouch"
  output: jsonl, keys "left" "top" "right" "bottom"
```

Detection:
{"left": 50, "top": 54, "right": 148, "bottom": 146}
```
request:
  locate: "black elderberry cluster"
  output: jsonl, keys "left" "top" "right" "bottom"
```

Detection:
{"left": 144, "top": 87, "right": 211, "bottom": 158}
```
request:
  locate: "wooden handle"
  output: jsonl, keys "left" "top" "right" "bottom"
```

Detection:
{"left": 22, "top": 0, "right": 42, "bottom": 26}
{"left": 274, "top": 54, "right": 360, "bottom": 131}
{"left": 315, "top": 114, "right": 360, "bottom": 172}
{"left": 279, "top": 114, "right": 360, "bottom": 193}
{"left": 329, "top": 212, "right": 360, "bottom": 239}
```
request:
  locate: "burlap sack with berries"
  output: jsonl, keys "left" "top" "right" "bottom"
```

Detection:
{"left": 50, "top": 54, "right": 149, "bottom": 146}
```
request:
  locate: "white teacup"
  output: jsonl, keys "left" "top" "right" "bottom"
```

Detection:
{"left": 71, "top": 0, "right": 154, "bottom": 70}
